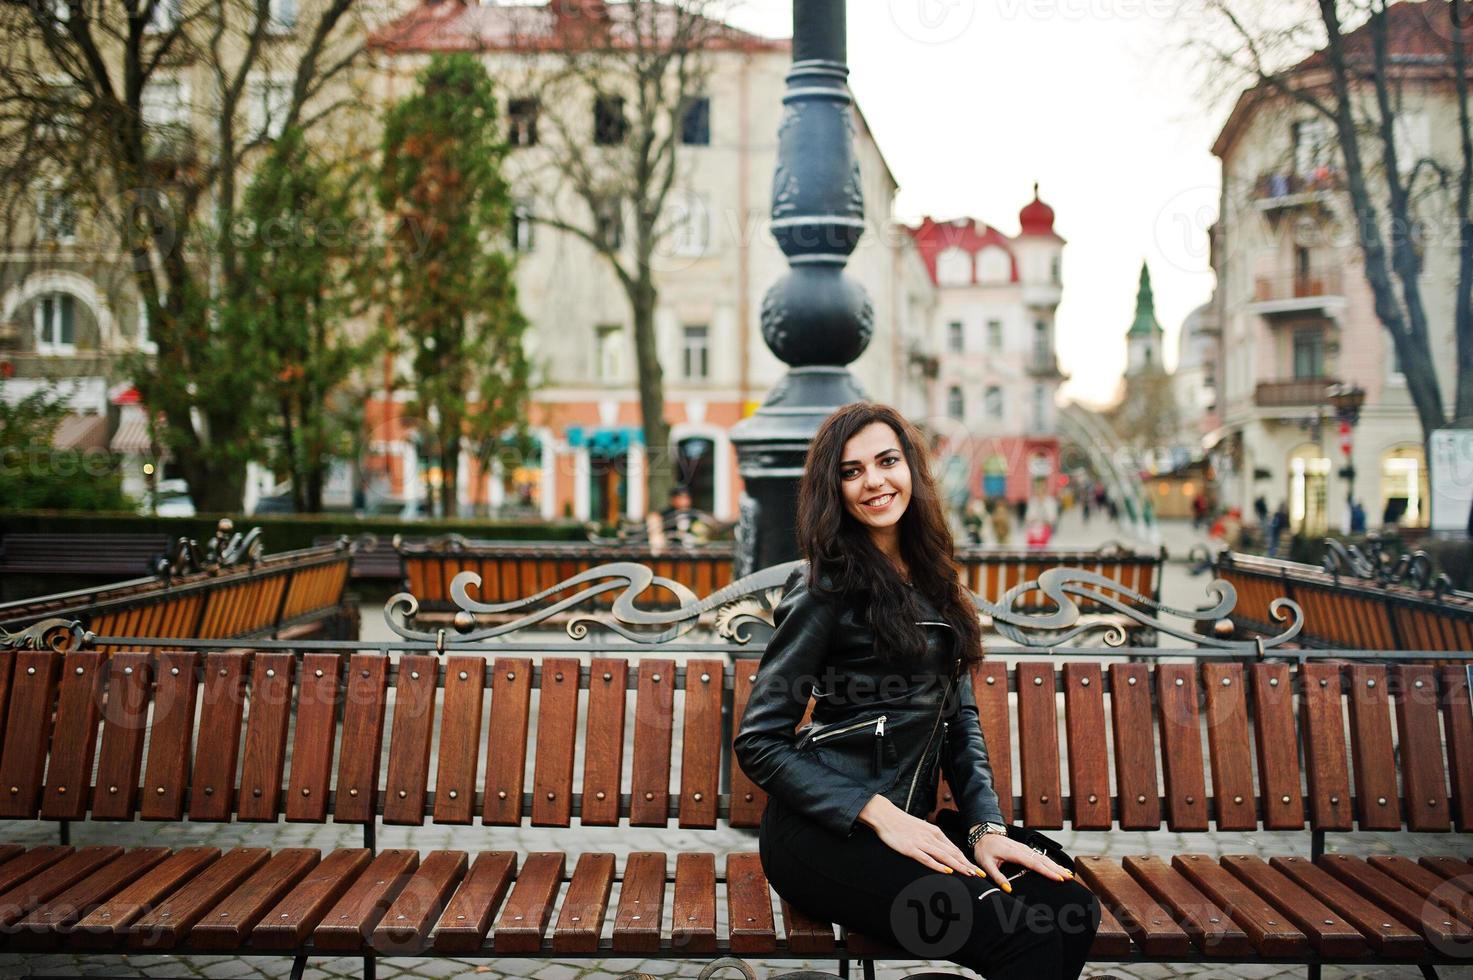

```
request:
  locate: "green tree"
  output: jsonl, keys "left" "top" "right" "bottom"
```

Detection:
{"left": 0, "top": 379, "right": 129, "bottom": 511}
{"left": 224, "top": 126, "right": 384, "bottom": 513}
{"left": 378, "top": 54, "right": 533, "bottom": 517}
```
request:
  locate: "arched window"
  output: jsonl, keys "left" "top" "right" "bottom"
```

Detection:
{"left": 33, "top": 291, "right": 76, "bottom": 354}
{"left": 1288, "top": 443, "right": 1330, "bottom": 536}
{"left": 1379, "top": 444, "right": 1428, "bottom": 527}
{"left": 976, "top": 246, "right": 1011, "bottom": 284}
{"left": 936, "top": 248, "right": 971, "bottom": 286}
{"left": 946, "top": 385, "right": 964, "bottom": 421}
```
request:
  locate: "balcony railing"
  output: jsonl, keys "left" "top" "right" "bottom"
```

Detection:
{"left": 1255, "top": 169, "right": 1342, "bottom": 201}
{"left": 1253, "top": 270, "right": 1344, "bottom": 303}
{"left": 1255, "top": 377, "right": 1340, "bottom": 408}
{"left": 1027, "top": 352, "right": 1064, "bottom": 377}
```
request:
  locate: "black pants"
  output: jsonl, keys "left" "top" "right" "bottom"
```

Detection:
{"left": 759, "top": 793, "right": 1100, "bottom": 979}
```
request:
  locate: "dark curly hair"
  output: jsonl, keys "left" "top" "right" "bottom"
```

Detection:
{"left": 796, "top": 402, "right": 984, "bottom": 675}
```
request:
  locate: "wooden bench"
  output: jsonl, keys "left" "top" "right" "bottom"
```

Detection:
{"left": 0, "top": 561, "right": 1468, "bottom": 979}
{"left": 1214, "top": 549, "right": 1473, "bottom": 651}
{"left": 0, "top": 533, "right": 170, "bottom": 581}
{"left": 0, "top": 539, "right": 357, "bottom": 648}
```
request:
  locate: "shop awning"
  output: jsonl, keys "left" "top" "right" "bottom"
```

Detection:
{"left": 109, "top": 411, "right": 153, "bottom": 453}
{"left": 565, "top": 425, "right": 643, "bottom": 455}
{"left": 53, "top": 413, "right": 108, "bottom": 451}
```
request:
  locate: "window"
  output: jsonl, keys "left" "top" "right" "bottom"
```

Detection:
{"left": 1292, "top": 327, "right": 1323, "bottom": 379}
{"left": 1389, "top": 333, "right": 1403, "bottom": 377}
{"left": 681, "top": 325, "right": 709, "bottom": 381}
{"left": 987, "top": 319, "right": 1003, "bottom": 351}
{"left": 947, "top": 385, "right": 964, "bottom": 421}
{"left": 936, "top": 248, "right": 970, "bottom": 286}
{"left": 511, "top": 203, "right": 534, "bottom": 252}
{"left": 984, "top": 385, "right": 1003, "bottom": 420}
{"left": 267, "top": 0, "right": 295, "bottom": 31}
{"left": 669, "top": 192, "right": 709, "bottom": 257}
{"left": 508, "top": 98, "right": 538, "bottom": 147}
{"left": 38, "top": 79, "right": 81, "bottom": 142}
{"left": 37, "top": 184, "right": 77, "bottom": 242}
{"left": 680, "top": 96, "right": 710, "bottom": 146}
{"left": 141, "top": 77, "right": 189, "bottom": 146}
{"left": 977, "top": 246, "right": 1011, "bottom": 283}
{"left": 595, "top": 324, "right": 622, "bottom": 381}
{"left": 1143, "top": 345, "right": 1153, "bottom": 368}
{"left": 34, "top": 292, "right": 76, "bottom": 354}
{"left": 594, "top": 197, "right": 623, "bottom": 250}
{"left": 1032, "top": 320, "right": 1049, "bottom": 363}
{"left": 947, "top": 320, "right": 963, "bottom": 353}
{"left": 1050, "top": 255, "right": 1061, "bottom": 284}
{"left": 146, "top": 0, "right": 183, "bottom": 33}
{"left": 1032, "top": 385, "right": 1046, "bottom": 431}
{"left": 1393, "top": 110, "right": 1430, "bottom": 174}
{"left": 593, "top": 95, "right": 627, "bottom": 145}
{"left": 1292, "top": 117, "right": 1336, "bottom": 178}
{"left": 246, "top": 77, "right": 291, "bottom": 140}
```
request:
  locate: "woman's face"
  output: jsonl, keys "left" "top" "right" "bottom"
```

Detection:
{"left": 839, "top": 421, "right": 913, "bottom": 532}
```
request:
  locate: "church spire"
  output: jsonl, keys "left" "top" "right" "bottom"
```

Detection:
{"left": 1127, "top": 262, "right": 1162, "bottom": 337}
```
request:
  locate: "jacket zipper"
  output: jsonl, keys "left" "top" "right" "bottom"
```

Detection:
{"left": 903, "top": 676, "right": 954, "bottom": 812}
{"left": 809, "top": 714, "right": 888, "bottom": 776}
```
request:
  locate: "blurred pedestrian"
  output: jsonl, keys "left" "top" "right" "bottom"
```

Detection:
{"left": 1268, "top": 502, "right": 1288, "bottom": 557}
{"left": 990, "top": 499, "right": 1013, "bottom": 547}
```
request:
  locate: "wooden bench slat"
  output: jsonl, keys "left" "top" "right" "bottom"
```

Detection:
{"left": 1419, "top": 856, "right": 1473, "bottom": 892}
{"left": 334, "top": 654, "right": 389, "bottom": 824}
{"left": 549, "top": 852, "right": 615, "bottom": 953}
{"left": 251, "top": 848, "right": 372, "bottom": 949}
{"left": 90, "top": 653, "right": 151, "bottom": 821}
{"left": 1269, "top": 856, "right": 1423, "bottom": 956}
{"left": 236, "top": 653, "right": 295, "bottom": 822}
{"left": 1169, "top": 854, "right": 1308, "bottom": 957}
{"left": 679, "top": 658, "right": 723, "bottom": 829}
{"left": 0, "top": 846, "right": 122, "bottom": 929}
{"left": 1121, "top": 855, "right": 1251, "bottom": 956}
{"left": 725, "top": 852, "right": 776, "bottom": 955}
{"left": 0, "top": 846, "right": 26, "bottom": 870}
{"left": 284, "top": 653, "right": 341, "bottom": 823}
{"left": 70, "top": 847, "right": 219, "bottom": 949}
{"left": 382, "top": 654, "right": 439, "bottom": 825}
{"left": 1200, "top": 663, "right": 1256, "bottom": 831}
{"left": 187, "top": 848, "right": 318, "bottom": 949}
{"left": 373, "top": 850, "right": 469, "bottom": 953}
{"left": 671, "top": 852, "right": 717, "bottom": 955}
{"left": 433, "top": 656, "right": 486, "bottom": 825}
{"left": 1318, "top": 854, "right": 1473, "bottom": 948}
{"left": 430, "top": 851, "right": 516, "bottom": 954}
{"left": 778, "top": 895, "right": 836, "bottom": 954}
{"left": 729, "top": 660, "right": 766, "bottom": 828}
{"left": 1394, "top": 664, "right": 1450, "bottom": 831}
{"left": 612, "top": 851, "right": 665, "bottom": 953}
{"left": 630, "top": 659, "right": 675, "bottom": 827}
{"left": 483, "top": 657, "right": 532, "bottom": 826}
{"left": 0, "top": 847, "right": 73, "bottom": 897}
{"left": 0, "top": 652, "right": 59, "bottom": 819}
{"left": 1074, "top": 856, "right": 1189, "bottom": 958}
{"left": 973, "top": 664, "right": 1013, "bottom": 824}
{"left": 1346, "top": 666, "right": 1402, "bottom": 830}
{"left": 1089, "top": 904, "right": 1133, "bottom": 958}
{"left": 140, "top": 652, "right": 200, "bottom": 821}
{"left": 188, "top": 652, "right": 249, "bottom": 822}
{"left": 8, "top": 847, "right": 169, "bottom": 948}
{"left": 491, "top": 851, "right": 563, "bottom": 954}
{"left": 1298, "top": 663, "right": 1352, "bottom": 830}
{"left": 1016, "top": 661, "right": 1062, "bottom": 828}
{"left": 313, "top": 848, "right": 419, "bottom": 952}
{"left": 1438, "top": 666, "right": 1473, "bottom": 832}
{"left": 39, "top": 652, "right": 103, "bottom": 821}
{"left": 1109, "top": 664, "right": 1160, "bottom": 829}
{"left": 1368, "top": 856, "right": 1473, "bottom": 927}
{"left": 128, "top": 847, "right": 270, "bottom": 949}
{"left": 531, "top": 657, "right": 580, "bottom": 827}
{"left": 582, "top": 658, "right": 629, "bottom": 827}
{"left": 1220, "top": 855, "right": 1368, "bottom": 958}
{"left": 1062, "top": 663, "right": 1109, "bottom": 829}
{"left": 1251, "top": 663, "right": 1306, "bottom": 829}
{"left": 1156, "top": 664, "right": 1208, "bottom": 831}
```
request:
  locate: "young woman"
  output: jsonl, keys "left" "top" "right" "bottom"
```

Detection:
{"left": 734, "top": 403, "right": 1099, "bottom": 979}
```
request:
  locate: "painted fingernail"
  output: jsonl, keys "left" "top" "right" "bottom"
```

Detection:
{"left": 973, "top": 869, "right": 985, "bottom": 877}
{"left": 1001, "top": 882, "right": 1012, "bottom": 893}
{"left": 941, "top": 867, "right": 953, "bottom": 874}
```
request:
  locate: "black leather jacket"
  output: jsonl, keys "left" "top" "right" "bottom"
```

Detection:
{"left": 734, "top": 565, "right": 1006, "bottom": 838}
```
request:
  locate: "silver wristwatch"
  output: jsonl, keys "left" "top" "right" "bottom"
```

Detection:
{"left": 966, "top": 821, "right": 1008, "bottom": 849}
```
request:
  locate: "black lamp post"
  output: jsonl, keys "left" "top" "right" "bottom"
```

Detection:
{"left": 1327, "top": 382, "right": 1366, "bottom": 528}
{"left": 728, "top": 0, "right": 874, "bottom": 576}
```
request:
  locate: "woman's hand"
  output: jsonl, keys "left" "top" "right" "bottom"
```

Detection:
{"left": 858, "top": 796, "right": 986, "bottom": 878}
{"left": 972, "top": 832, "right": 1074, "bottom": 892}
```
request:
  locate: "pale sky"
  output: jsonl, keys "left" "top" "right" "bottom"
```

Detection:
{"left": 724, "top": 0, "right": 1228, "bottom": 409}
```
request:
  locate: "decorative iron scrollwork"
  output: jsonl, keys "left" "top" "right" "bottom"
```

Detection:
{"left": 1322, "top": 536, "right": 1456, "bottom": 596}
{"left": 0, "top": 618, "right": 89, "bottom": 652}
{"left": 153, "top": 519, "right": 263, "bottom": 582}
{"left": 384, "top": 557, "right": 1305, "bottom": 653}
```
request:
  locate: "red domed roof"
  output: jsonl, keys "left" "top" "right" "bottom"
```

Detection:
{"left": 1018, "top": 182, "right": 1056, "bottom": 237}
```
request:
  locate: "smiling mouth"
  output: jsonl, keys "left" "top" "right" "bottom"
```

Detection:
{"left": 863, "top": 493, "right": 896, "bottom": 510}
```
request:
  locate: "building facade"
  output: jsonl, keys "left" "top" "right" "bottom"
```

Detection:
{"left": 1209, "top": 5, "right": 1456, "bottom": 535}
{"left": 904, "top": 188, "right": 1067, "bottom": 506}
